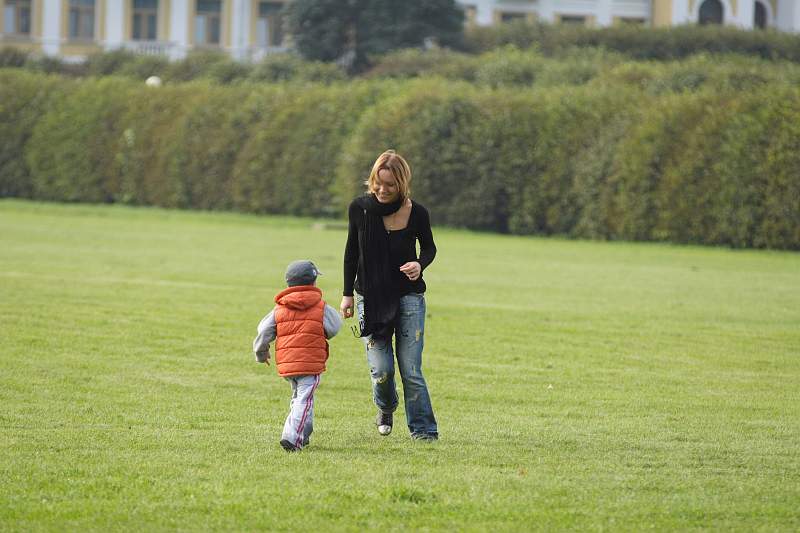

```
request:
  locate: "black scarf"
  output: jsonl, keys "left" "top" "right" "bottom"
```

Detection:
{"left": 356, "top": 193, "right": 404, "bottom": 339}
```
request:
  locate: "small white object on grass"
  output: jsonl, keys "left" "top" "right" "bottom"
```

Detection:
{"left": 145, "top": 76, "right": 162, "bottom": 87}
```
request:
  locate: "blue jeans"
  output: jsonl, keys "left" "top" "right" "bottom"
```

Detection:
{"left": 357, "top": 293, "right": 438, "bottom": 437}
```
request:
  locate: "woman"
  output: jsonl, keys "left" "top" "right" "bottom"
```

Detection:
{"left": 340, "top": 150, "right": 438, "bottom": 441}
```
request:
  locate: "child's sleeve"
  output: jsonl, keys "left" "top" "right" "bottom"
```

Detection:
{"left": 323, "top": 304, "right": 343, "bottom": 339}
{"left": 253, "top": 309, "right": 277, "bottom": 363}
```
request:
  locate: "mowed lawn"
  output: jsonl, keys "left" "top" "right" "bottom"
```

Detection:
{"left": 1, "top": 200, "right": 798, "bottom": 531}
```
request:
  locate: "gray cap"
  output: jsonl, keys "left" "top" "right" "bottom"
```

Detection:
{"left": 285, "top": 260, "right": 322, "bottom": 287}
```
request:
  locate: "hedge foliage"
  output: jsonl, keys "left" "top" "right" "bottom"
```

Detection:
{"left": 5, "top": 22, "right": 800, "bottom": 83}
{"left": 1, "top": 67, "right": 798, "bottom": 249}
{"left": 1, "top": 48, "right": 347, "bottom": 84}
{"left": 0, "top": 70, "right": 65, "bottom": 197}
{"left": 463, "top": 20, "right": 800, "bottom": 62}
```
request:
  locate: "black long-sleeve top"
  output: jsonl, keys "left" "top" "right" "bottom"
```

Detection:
{"left": 343, "top": 199, "right": 437, "bottom": 297}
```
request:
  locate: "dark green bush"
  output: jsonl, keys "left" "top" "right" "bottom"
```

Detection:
{"left": 116, "top": 54, "right": 171, "bottom": 80}
{"left": 0, "top": 70, "right": 65, "bottom": 197}
{"left": 592, "top": 53, "right": 800, "bottom": 95}
{"left": 24, "top": 54, "right": 68, "bottom": 75}
{"left": 163, "top": 50, "right": 228, "bottom": 82}
{"left": 337, "top": 80, "right": 490, "bottom": 227}
{"left": 3, "top": 69, "right": 797, "bottom": 249}
{"left": 651, "top": 92, "right": 742, "bottom": 244}
{"left": 603, "top": 93, "right": 709, "bottom": 241}
{"left": 463, "top": 21, "right": 800, "bottom": 63}
{"left": 164, "top": 84, "right": 273, "bottom": 209}
{"left": 249, "top": 53, "right": 347, "bottom": 83}
{"left": 26, "top": 77, "right": 135, "bottom": 202}
{"left": 364, "top": 48, "right": 477, "bottom": 80}
{"left": 113, "top": 84, "right": 205, "bottom": 206}
{"left": 85, "top": 49, "right": 138, "bottom": 76}
{"left": 759, "top": 94, "right": 800, "bottom": 249}
{"left": 205, "top": 60, "right": 253, "bottom": 84}
{"left": 235, "top": 81, "right": 390, "bottom": 216}
{"left": 0, "top": 47, "right": 29, "bottom": 67}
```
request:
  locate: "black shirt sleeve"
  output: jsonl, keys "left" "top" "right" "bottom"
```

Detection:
{"left": 343, "top": 200, "right": 361, "bottom": 296}
{"left": 416, "top": 203, "right": 437, "bottom": 271}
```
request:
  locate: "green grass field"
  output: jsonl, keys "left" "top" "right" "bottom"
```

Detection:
{"left": 1, "top": 200, "right": 798, "bottom": 531}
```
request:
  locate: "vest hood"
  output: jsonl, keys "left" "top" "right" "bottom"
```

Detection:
{"left": 275, "top": 285, "right": 323, "bottom": 310}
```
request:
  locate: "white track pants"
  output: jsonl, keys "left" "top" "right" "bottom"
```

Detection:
{"left": 281, "top": 374, "right": 320, "bottom": 449}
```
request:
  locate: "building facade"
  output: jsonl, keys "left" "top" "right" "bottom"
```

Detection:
{"left": 464, "top": 0, "right": 798, "bottom": 31}
{"left": 2, "top": 0, "right": 799, "bottom": 61}
{"left": 0, "top": 0, "right": 288, "bottom": 60}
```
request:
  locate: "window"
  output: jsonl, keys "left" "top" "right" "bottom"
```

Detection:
{"left": 196, "top": 0, "right": 221, "bottom": 45}
{"left": 69, "top": 0, "right": 95, "bottom": 39}
{"left": 698, "top": 0, "right": 723, "bottom": 25}
{"left": 256, "top": 1, "right": 283, "bottom": 47}
{"left": 754, "top": 1, "right": 767, "bottom": 29}
{"left": 499, "top": 12, "right": 525, "bottom": 23}
{"left": 132, "top": 0, "right": 158, "bottom": 40}
{"left": 618, "top": 17, "right": 646, "bottom": 26}
{"left": 3, "top": 0, "right": 31, "bottom": 35}
{"left": 560, "top": 15, "right": 586, "bottom": 25}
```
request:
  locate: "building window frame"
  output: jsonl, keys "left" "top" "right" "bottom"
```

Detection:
{"left": 497, "top": 10, "right": 525, "bottom": 23}
{"left": 68, "top": 0, "right": 95, "bottom": 40}
{"left": 256, "top": 1, "right": 283, "bottom": 47}
{"left": 698, "top": 0, "right": 724, "bottom": 25}
{"left": 132, "top": 0, "right": 158, "bottom": 40}
{"left": 195, "top": 0, "right": 222, "bottom": 46}
{"left": 3, "top": 0, "right": 33, "bottom": 36}
{"left": 615, "top": 16, "right": 646, "bottom": 26}
{"left": 754, "top": 0, "right": 769, "bottom": 29}
{"left": 558, "top": 14, "right": 587, "bottom": 25}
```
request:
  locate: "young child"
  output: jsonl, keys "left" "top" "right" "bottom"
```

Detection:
{"left": 253, "top": 260, "right": 342, "bottom": 451}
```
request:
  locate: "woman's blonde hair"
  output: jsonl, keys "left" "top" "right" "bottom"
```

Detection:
{"left": 365, "top": 150, "right": 412, "bottom": 200}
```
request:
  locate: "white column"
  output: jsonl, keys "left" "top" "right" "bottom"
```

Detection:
{"left": 41, "top": 0, "right": 61, "bottom": 55}
{"left": 773, "top": 0, "right": 788, "bottom": 30}
{"left": 672, "top": 0, "right": 690, "bottom": 24}
{"left": 736, "top": 0, "right": 754, "bottom": 28}
{"left": 105, "top": 0, "right": 124, "bottom": 49}
{"left": 538, "top": 0, "right": 556, "bottom": 23}
{"left": 474, "top": 0, "right": 494, "bottom": 26}
{"left": 785, "top": 0, "right": 800, "bottom": 31}
{"left": 170, "top": 0, "right": 188, "bottom": 59}
{"left": 596, "top": 0, "right": 613, "bottom": 26}
{"left": 230, "top": 0, "right": 248, "bottom": 60}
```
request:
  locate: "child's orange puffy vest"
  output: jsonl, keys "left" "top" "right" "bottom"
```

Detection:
{"left": 273, "top": 285, "right": 329, "bottom": 377}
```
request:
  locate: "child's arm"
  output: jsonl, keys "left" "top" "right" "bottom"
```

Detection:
{"left": 323, "top": 304, "right": 343, "bottom": 339}
{"left": 253, "top": 309, "right": 277, "bottom": 364}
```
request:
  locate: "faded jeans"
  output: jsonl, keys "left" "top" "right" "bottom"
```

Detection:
{"left": 357, "top": 293, "right": 438, "bottom": 437}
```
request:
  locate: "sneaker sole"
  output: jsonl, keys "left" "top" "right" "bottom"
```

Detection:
{"left": 280, "top": 439, "right": 300, "bottom": 452}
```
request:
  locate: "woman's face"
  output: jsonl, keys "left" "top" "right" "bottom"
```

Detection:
{"left": 374, "top": 168, "right": 400, "bottom": 203}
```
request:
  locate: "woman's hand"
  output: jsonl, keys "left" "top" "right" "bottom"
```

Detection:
{"left": 399, "top": 261, "right": 422, "bottom": 281}
{"left": 340, "top": 296, "right": 354, "bottom": 319}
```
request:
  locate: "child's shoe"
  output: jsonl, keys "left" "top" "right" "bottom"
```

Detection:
{"left": 280, "top": 439, "right": 300, "bottom": 452}
{"left": 376, "top": 410, "right": 393, "bottom": 436}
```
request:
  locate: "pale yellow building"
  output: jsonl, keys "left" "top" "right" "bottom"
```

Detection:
{"left": 1, "top": 0, "right": 797, "bottom": 61}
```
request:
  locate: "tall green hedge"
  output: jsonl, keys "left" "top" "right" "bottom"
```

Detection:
{"left": 2, "top": 69, "right": 798, "bottom": 250}
{"left": 0, "top": 70, "right": 64, "bottom": 197}
{"left": 463, "top": 21, "right": 800, "bottom": 62}
{"left": 233, "top": 82, "right": 392, "bottom": 216}
{"left": 26, "top": 77, "right": 133, "bottom": 202}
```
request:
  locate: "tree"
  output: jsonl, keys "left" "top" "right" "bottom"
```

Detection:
{"left": 285, "top": 0, "right": 465, "bottom": 72}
